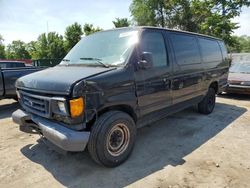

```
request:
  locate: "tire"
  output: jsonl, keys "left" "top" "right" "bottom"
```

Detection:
{"left": 198, "top": 88, "right": 216, "bottom": 114}
{"left": 88, "top": 111, "right": 136, "bottom": 167}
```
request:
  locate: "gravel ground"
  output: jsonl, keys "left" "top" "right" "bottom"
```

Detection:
{"left": 0, "top": 95, "right": 250, "bottom": 188}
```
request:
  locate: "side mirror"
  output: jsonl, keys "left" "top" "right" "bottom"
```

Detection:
{"left": 138, "top": 52, "right": 153, "bottom": 69}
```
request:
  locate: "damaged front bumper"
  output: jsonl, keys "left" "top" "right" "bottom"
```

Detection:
{"left": 12, "top": 109, "right": 90, "bottom": 152}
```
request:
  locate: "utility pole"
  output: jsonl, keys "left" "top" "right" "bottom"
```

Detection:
{"left": 222, "top": 0, "right": 226, "bottom": 38}
{"left": 46, "top": 21, "right": 49, "bottom": 35}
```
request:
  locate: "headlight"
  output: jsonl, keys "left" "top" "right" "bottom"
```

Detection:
{"left": 69, "top": 97, "right": 84, "bottom": 118}
{"left": 58, "top": 101, "right": 67, "bottom": 114}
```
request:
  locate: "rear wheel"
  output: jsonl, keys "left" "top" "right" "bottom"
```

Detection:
{"left": 88, "top": 111, "right": 136, "bottom": 167}
{"left": 198, "top": 88, "right": 216, "bottom": 114}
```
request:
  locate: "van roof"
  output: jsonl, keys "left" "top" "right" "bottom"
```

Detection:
{"left": 103, "top": 26, "right": 223, "bottom": 41}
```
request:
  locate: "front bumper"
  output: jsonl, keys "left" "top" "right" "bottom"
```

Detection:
{"left": 218, "top": 84, "right": 228, "bottom": 94}
{"left": 225, "top": 84, "right": 250, "bottom": 95}
{"left": 12, "top": 109, "right": 90, "bottom": 152}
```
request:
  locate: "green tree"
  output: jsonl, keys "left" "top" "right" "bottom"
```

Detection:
{"left": 229, "top": 35, "right": 250, "bottom": 53}
{"left": 64, "top": 22, "right": 83, "bottom": 52}
{"left": 240, "top": 35, "right": 250, "bottom": 52}
{"left": 130, "top": 0, "right": 250, "bottom": 47}
{"left": 26, "top": 41, "right": 39, "bottom": 59}
{"left": 83, "top": 23, "right": 102, "bottom": 36}
{"left": 195, "top": 0, "right": 250, "bottom": 47}
{"left": 0, "top": 35, "right": 5, "bottom": 59}
{"left": 170, "top": 0, "right": 199, "bottom": 32}
{"left": 35, "top": 32, "right": 66, "bottom": 59}
{"left": 113, "top": 18, "right": 130, "bottom": 28}
{"left": 130, "top": 0, "right": 161, "bottom": 26}
{"left": 130, "top": 0, "right": 200, "bottom": 31}
{"left": 6, "top": 40, "right": 31, "bottom": 59}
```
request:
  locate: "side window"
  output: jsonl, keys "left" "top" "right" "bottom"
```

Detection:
{"left": 0, "top": 63, "right": 7, "bottom": 68}
{"left": 6, "top": 63, "right": 11, "bottom": 68}
{"left": 198, "top": 38, "right": 222, "bottom": 63}
{"left": 14, "top": 63, "right": 25, "bottom": 67}
{"left": 140, "top": 32, "right": 167, "bottom": 67}
{"left": 9, "top": 63, "right": 15, "bottom": 68}
{"left": 218, "top": 41, "right": 228, "bottom": 60}
{"left": 170, "top": 33, "right": 200, "bottom": 65}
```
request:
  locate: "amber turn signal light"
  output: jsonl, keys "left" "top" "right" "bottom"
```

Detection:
{"left": 69, "top": 97, "right": 84, "bottom": 118}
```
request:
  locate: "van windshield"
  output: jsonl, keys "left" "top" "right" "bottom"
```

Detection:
{"left": 61, "top": 28, "right": 139, "bottom": 67}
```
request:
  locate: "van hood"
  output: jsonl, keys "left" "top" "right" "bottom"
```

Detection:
{"left": 16, "top": 65, "right": 114, "bottom": 95}
{"left": 228, "top": 72, "right": 250, "bottom": 82}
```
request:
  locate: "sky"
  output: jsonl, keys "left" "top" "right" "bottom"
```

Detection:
{"left": 232, "top": 7, "right": 250, "bottom": 37}
{"left": 0, "top": 0, "right": 132, "bottom": 44}
{"left": 0, "top": 0, "right": 250, "bottom": 45}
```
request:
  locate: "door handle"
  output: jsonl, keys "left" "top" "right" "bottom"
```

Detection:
{"left": 163, "top": 78, "right": 172, "bottom": 89}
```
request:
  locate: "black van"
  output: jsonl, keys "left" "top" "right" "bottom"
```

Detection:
{"left": 12, "top": 27, "right": 229, "bottom": 167}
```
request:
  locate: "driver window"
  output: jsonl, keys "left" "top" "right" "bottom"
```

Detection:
{"left": 140, "top": 32, "right": 167, "bottom": 67}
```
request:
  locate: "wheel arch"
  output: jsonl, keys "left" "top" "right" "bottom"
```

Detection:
{"left": 98, "top": 104, "right": 137, "bottom": 122}
{"left": 209, "top": 81, "right": 219, "bottom": 94}
{"left": 86, "top": 104, "right": 138, "bottom": 130}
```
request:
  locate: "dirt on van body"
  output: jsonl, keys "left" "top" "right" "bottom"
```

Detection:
{"left": 0, "top": 95, "right": 250, "bottom": 188}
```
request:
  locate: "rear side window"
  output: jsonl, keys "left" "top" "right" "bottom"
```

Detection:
{"left": 170, "top": 33, "right": 200, "bottom": 65}
{"left": 0, "top": 63, "right": 7, "bottom": 68}
{"left": 198, "top": 38, "right": 222, "bottom": 63}
{"left": 140, "top": 32, "right": 167, "bottom": 67}
{"left": 218, "top": 41, "right": 228, "bottom": 60}
{"left": 12, "top": 63, "right": 25, "bottom": 67}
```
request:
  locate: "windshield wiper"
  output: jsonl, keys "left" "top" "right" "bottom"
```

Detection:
{"left": 239, "top": 72, "right": 249, "bottom": 74}
{"left": 58, "top": 59, "right": 71, "bottom": 66}
{"left": 62, "top": 59, "right": 70, "bottom": 62}
{"left": 80, "top": 57, "right": 109, "bottom": 68}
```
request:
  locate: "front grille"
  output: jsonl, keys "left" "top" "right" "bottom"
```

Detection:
{"left": 20, "top": 90, "right": 51, "bottom": 118}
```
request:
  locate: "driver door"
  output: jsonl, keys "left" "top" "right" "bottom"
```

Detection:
{"left": 0, "top": 68, "right": 3, "bottom": 96}
{"left": 134, "top": 29, "right": 172, "bottom": 116}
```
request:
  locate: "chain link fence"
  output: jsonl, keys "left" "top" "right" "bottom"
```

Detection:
{"left": 32, "top": 58, "right": 62, "bottom": 67}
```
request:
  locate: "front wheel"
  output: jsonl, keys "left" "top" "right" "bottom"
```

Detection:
{"left": 198, "top": 88, "right": 216, "bottom": 114}
{"left": 88, "top": 111, "right": 136, "bottom": 167}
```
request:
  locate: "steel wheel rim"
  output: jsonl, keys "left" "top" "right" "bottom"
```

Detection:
{"left": 208, "top": 94, "right": 215, "bottom": 111}
{"left": 106, "top": 123, "right": 130, "bottom": 156}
